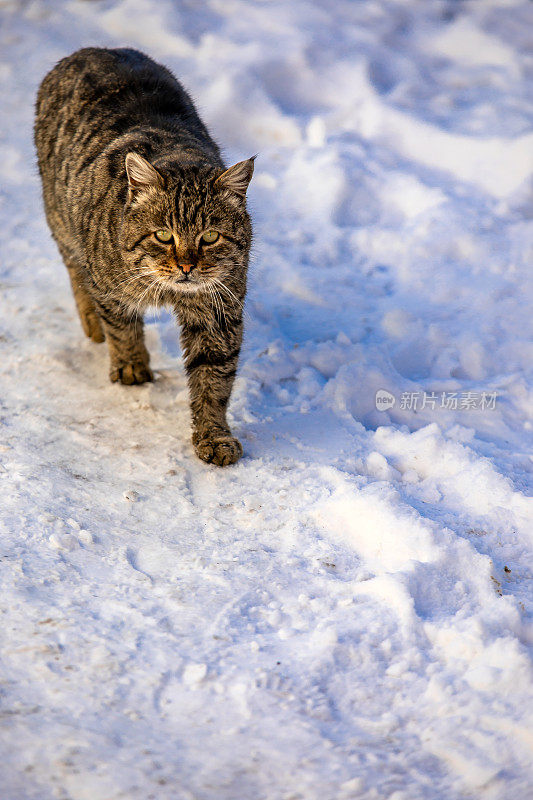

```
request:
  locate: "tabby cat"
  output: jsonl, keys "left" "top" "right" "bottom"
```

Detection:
{"left": 34, "top": 47, "right": 254, "bottom": 466}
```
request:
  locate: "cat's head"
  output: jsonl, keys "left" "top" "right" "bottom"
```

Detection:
{"left": 119, "top": 152, "right": 254, "bottom": 297}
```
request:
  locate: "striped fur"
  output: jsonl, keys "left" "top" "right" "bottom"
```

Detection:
{"left": 34, "top": 48, "right": 253, "bottom": 466}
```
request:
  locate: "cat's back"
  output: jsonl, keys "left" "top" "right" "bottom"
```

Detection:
{"left": 35, "top": 47, "right": 216, "bottom": 177}
{"left": 37, "top": 48, "right": 192, "bottom": 123}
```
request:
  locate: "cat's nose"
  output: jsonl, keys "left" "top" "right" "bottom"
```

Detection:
{"left": 178, "top": 263, "right": 195, "bottom": 274}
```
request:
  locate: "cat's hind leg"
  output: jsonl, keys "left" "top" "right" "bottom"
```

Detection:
{"left": 66, "top": 261, "right": 105, "bottom": 344}
{"left": 93, "top": 300, "right": 153, "bottom": 385}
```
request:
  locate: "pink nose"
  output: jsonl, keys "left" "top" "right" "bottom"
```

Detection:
{"left": 179, "top": 263, "right": 194, "bottom": 274}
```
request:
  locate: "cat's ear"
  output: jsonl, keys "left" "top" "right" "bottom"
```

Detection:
{"left": 125, "top": 152, "right": 163, "bottom": 191}
{"left": 215, "top": 157, "right": 255, "bottom": 198}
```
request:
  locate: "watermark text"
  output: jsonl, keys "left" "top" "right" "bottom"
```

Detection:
{"left": 375, "top": 390, "right": 498, "bottom": 412}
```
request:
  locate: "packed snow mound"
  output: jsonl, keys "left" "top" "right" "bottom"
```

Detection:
{"left": 0, "top": 1, "right": 532, "bottom": 799}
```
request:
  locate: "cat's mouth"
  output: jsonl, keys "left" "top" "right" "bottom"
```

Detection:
{"left": 159, "top": 271, "right": 212, "bottom": 294}
{"left": 168, "top": 276, "right": 201, "bottom": 293}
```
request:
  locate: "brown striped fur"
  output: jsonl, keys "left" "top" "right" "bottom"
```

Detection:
{"left": 34, "top": 48, "right": 254, "bottom": 466}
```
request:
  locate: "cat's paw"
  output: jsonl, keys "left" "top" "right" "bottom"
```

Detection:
{"left": 193, "top": 431, "right": 243, "bottom": 466}
{"left": 110, "top": 362, "right": 153, "bottom": 385}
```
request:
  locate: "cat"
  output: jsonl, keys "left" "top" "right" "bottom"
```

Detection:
{"left": 34, "top": 47, "right": 254, "bottom": 467}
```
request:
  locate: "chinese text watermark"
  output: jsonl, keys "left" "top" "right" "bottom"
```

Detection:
{"left": 375, "top": 389, "right": 498, "bottom": 412}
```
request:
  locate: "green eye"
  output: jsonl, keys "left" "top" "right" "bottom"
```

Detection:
{"left": 154, "top": 229, "right": 173, "bottom": 243}
{"left": 201, "top": 230, "right": 219, "bottom": 244}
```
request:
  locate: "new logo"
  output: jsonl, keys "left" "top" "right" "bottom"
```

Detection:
{"left": 375, "top": 389, "right": 396, "bottom": 411}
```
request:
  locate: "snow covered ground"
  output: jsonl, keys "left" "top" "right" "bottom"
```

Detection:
{"left": 1, "top": 0, "right": 532, "bottom": 798}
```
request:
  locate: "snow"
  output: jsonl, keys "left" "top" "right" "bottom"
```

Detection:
{"left": 1, "top": 0, "right": 532, "bottom": 798}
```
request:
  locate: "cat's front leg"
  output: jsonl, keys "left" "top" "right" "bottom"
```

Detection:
{"left": 179, "top": 311, "right": 243, "bottom": 466}
{"left": 94, "top": 299, "right": 153, "bottom": 385}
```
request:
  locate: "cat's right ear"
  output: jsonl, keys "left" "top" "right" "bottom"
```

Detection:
{"left": 125, "top": 152, "right": 163, "bottom": 192}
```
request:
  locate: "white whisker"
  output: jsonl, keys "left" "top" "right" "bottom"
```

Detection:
{"left": 130, "top": 275, "right": 162, "bottom": 319}
{"left": 214, "top": 286, "right": 228, "bottom": 328}
{"left": 211, "top": 277, "right": 251, "bottom": 323}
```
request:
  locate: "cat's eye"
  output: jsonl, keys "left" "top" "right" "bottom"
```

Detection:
{"left": 154, "top": 229, "right": 173, "bottom": 243}
{"left": 201, "top": 230, "right": 219, "bottom": 244}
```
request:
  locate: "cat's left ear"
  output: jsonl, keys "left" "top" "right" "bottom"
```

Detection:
{"left": 215, "top": 157, "right": 255, "bottom": 198}
{"left": 125, "top": 152, "right": 163, "bottom": 192}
